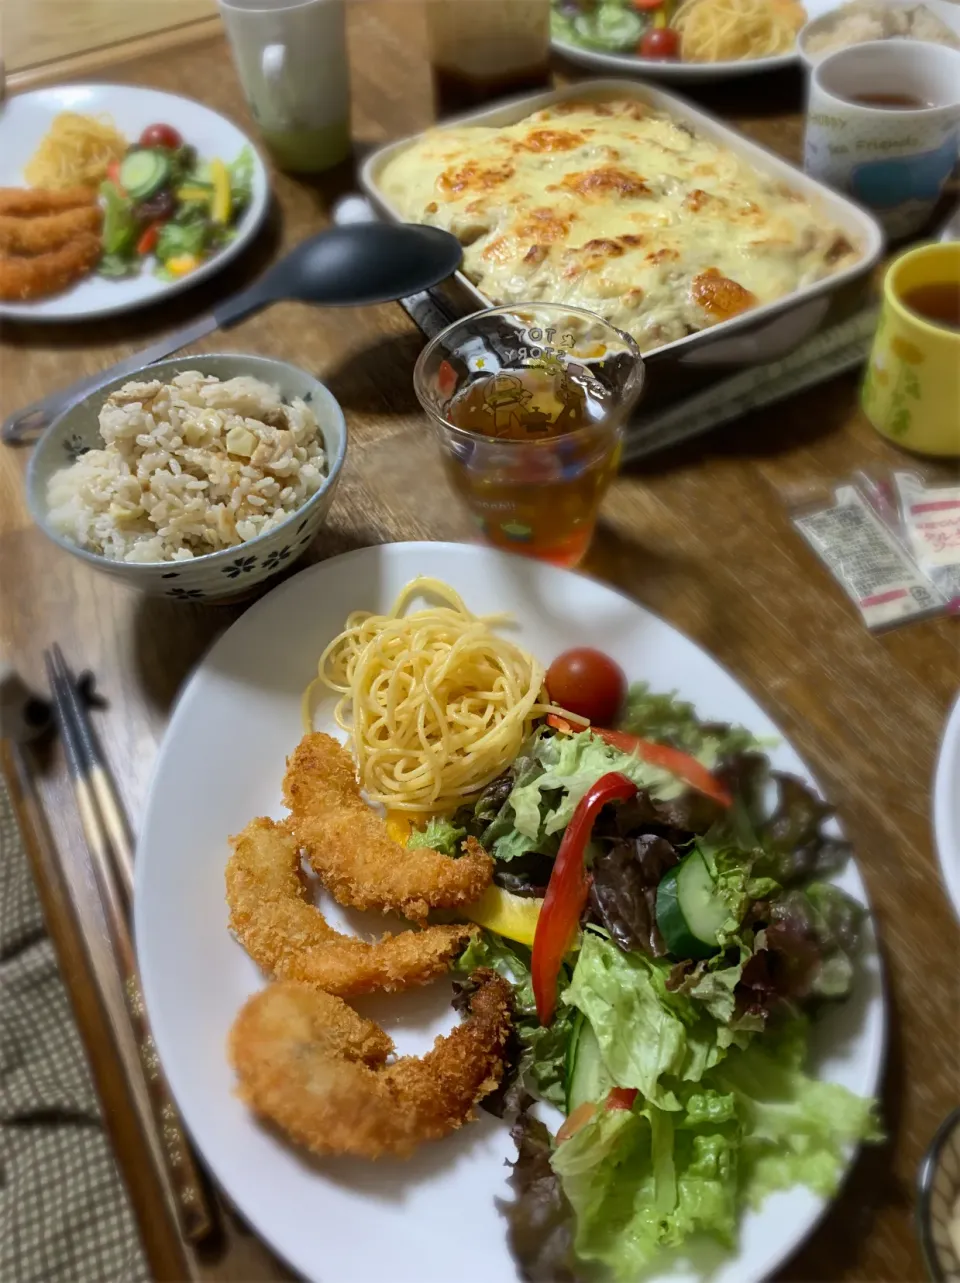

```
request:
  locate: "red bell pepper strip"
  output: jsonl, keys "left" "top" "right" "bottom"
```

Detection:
{"left": 556, "top": 1086, "right": 639, "bottom": 1144}
{"left": 545, "top": 714, "right": 731, "bottom": 808}
{"left": 136, "top": 223, "right": 161, "bottom": 256}
{"left": 532, "top": 771, "right": 637, "bottom": 1025}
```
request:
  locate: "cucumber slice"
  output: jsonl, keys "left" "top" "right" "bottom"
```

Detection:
{"left": 656, "top": 850, "right": 728, "bottom": 960}
{"left": 566, "top": 1014, "right": 613, "bottom": 1114}
{"left": 120, "top": 149, "right": 171, "bottom": 200}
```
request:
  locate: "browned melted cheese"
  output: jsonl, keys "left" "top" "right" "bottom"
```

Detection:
{"left": 377, "top": 98, "right": 859, "bottom": 352}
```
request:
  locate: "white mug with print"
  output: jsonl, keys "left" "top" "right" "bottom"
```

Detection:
{"left": 219, "top": 0, "right": 351, "bottom": 173}
{"left": 804, "top": 39, "right": 960, "bottom": 239}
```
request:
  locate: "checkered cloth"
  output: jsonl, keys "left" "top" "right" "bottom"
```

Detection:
{"left": 0, "top": 771, "right": 148, "bottom": 1283}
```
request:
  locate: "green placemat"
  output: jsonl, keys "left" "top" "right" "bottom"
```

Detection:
{"left": 0, "top": 771, "right": 148, "bottom": 1283}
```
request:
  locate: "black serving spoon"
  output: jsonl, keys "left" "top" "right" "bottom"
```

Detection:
{"left": 3, "top": 222, "right": 463, "bottom": 445}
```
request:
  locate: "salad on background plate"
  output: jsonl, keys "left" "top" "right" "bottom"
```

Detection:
{"left": 409, "top": 648, "right": 881, "bottom": 1279}
{"left": 99, "top": 122, "right": 255, "bottom": 281}
{"left": 553, "top": 0, "right": 684, "bottom": 60}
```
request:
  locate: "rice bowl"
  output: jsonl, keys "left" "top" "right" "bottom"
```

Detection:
{"left": 46, "top": 370, "right": 327, "bottom": 564}
{"left": 28, "top": 353, "right": 347, "bottom": 602}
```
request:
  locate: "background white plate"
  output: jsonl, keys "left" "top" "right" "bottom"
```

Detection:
{"left": 135, "top": 542, "right": 885, "bottom": 1283}
{"left": 933, "top": 693, "right": 960, "bottom": 923}
{"left": 0, "top": 83, "right": 269, "bottom": 322}
{"left": 552, "top": 0, "right": 960, "bottom": 80}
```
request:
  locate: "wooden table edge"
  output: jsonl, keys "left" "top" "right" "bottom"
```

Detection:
{"left": 6, "top": 16, "right": 224, "bottom": 92}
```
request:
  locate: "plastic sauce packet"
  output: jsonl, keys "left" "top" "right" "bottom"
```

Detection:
{"left": 893, "top": 471, "right": 960, "bottom": 614}
{"left": 792, "top": 484, "right": 945, "bottom": 630}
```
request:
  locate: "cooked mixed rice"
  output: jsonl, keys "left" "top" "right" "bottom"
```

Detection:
{"left": 46, "top": 371, "right": 327, "bottom": 563}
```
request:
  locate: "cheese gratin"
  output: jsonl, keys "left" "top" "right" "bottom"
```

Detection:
{"left": 378, "top": 98, "right": 859, "bottom": 352}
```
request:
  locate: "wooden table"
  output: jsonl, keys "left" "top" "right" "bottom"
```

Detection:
{"left": 1, "top": 8, "right": 958, "bottom": 1281}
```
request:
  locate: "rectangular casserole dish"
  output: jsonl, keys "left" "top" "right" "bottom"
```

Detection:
{"left": 360, "top": 79, "right": 884, "bottom": 390}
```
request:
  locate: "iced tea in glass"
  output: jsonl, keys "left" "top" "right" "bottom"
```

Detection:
{"left": 414, "top": 305, "right": 644, "bottom": 567}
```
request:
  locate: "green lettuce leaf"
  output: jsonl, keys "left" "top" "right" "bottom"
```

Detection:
{"left": 713, "top": 1023, "right": 883, "bottom": 1204}
{"left": 99, "top": 180, "right": 136, "bottom": 258}
{"left": 456, "top": 931, "right": 574, "bottom": 1108}
{"left": 673, "top": 949, "right": 749, "bottom": 1025}
{"left": 698, "top": 839, "right": 781, "bottom": 942}
{"left": 156, "top": 216, "right": 211, "bottom": 264}
{"left": 229, "top": 144, "right": 255, "bottom": 211}
{"left": 508, "top": 728, "right": 690, "bottom": 846}
{"left": 564, "top": 932, "right": 745, "bottom": 1108}
{"left": 620, "top": 682, "right": 762, "bottom": 760}
{"left": 551, "top": 1088, "right": 740, "bottom": 1279}
{"left": 407, "top": 815, "right": 466, "bottom": 859}
{"left": 545, "top": 1016, "right": 879, "bottom": 1278}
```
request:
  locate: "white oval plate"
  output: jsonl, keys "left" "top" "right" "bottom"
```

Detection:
{"left": 934, "top": 693, "right": 960, "bottom": 923}
{"left": 135, "top": 541, "right": 885, "bottom": 1283}
{"left": 0, "top": 83, "right": 269, "bottom": 322}
{"left": 551, "top": 0, "right": 892, "bottom": 80}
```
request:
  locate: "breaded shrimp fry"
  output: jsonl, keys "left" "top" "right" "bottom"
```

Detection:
{"left": 0, "top": 186, "right": 96, "bottom": 217}
{"left": 0, "top": 205, "right": 102, "bottom": 254}
{"left": 229, "top": 969, "right": 512, "bottom": 1158}
{"left": 0, "top": 232, "right": 102, "bottom": 301}
{"left": 226, "top": 817, "right": 474, "bottom": 996}
{"left": 283, "top": 733, "right": 494, "bottom": 923}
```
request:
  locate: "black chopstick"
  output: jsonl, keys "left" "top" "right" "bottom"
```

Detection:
{"left": 43, "top": 648, "right": 214, "bottom": 1245}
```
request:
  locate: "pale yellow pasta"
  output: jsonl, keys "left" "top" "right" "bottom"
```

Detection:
{"left": 674, "top": 0, "right": 806, "bottom": 62}
{"left": 303, "top": 577, "right": 578, "bottom": 813}
{"left": 25, "top": 112, "right": 128, "bottom": 191}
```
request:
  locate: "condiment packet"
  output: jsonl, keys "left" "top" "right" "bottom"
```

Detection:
{"left": 892, "top": 471, "right": 960, "bottom": 614}
{"left": 791, "top": 483, "right": 945, "bottom": 630}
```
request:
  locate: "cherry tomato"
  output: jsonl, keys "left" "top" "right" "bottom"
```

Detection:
{"left": 139, "top": 122, "right": 183, "bottom": 150}
{"left": 632, "top": 0, "right": 664, "bottom": 9}
{"left": 545, "top": 648, "right": 626, "bottom": 726}
{"left": 640, "top": 27, "right": 680, "bottom": 58}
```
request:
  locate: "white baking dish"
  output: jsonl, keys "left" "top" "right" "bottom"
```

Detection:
{"left": 360, "top": 78, "right": 884, "bottom": 371}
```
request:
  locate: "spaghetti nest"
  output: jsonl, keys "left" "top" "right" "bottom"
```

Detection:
{"left": 310, "top": 577, "right": 568, "bottom": 814}
{"left": 674, "top": 0, "right": 806, "bottom": 62}
{"left": 25, "top": 112, "right": 128, "bottom": 191}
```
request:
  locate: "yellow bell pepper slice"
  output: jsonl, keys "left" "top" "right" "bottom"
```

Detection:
{"left": 176, "top": 184, "right": 212, "bottom": 205}
{"left": 461, "top": 884, "right": 543, "bottom": 947}
{"left": 210, "top": 158, "right": 232, "bottom": 225}
{"left": 165, "top": 254, "right": 201, "bottom": 278}
{"left": 653, "top": 8, "right": 668, "bottom": 26}
{"left": 385, "top": 813, "right": 414, "bottom": 845}
{"left": 385, "top": 813, "right": 542, "bottom": 945}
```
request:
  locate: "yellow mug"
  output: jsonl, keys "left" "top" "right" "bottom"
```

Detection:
{"left": 861, "top": 241, "right": 960, "bottom": 456}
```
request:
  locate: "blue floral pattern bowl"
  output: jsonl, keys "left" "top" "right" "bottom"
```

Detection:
{"left": 26, "top": 353, "right": 347, "bottom": 602}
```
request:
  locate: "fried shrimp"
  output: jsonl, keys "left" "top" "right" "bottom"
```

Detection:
{"left": 0, "top": 186, "right": 96, "bottom": 217}
{"left": 229, "top": 968, "right": 512, "bottom": 1158}
{"left": 226, "top": 817, "right": 475, "bottom": 996}
{"left": 283, "top": 733, "right": 494, "bottom": 923}
{"left": 0, "top": 232, "right": 102, "bottom": 301}
{"left": 0, "top": 205, "right": 102, "bottom": 255}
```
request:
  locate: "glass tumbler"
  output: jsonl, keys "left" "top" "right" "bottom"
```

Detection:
{"left": 414, "top": 305, "right": 644, "bottom": 568}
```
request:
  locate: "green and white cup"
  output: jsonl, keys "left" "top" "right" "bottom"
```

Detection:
{"left": 219, "top": 0, "right": 351, "bottom": 173}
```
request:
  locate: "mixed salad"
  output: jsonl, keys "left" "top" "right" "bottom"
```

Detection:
{"left": 552, "top": 0, "right": 683, "bottom": 58}
{"left": 411, "top": 649, "right": 880, "bottom": 1279}
{"left": 99, "top": 122, "right": 254, "bottom": 281}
